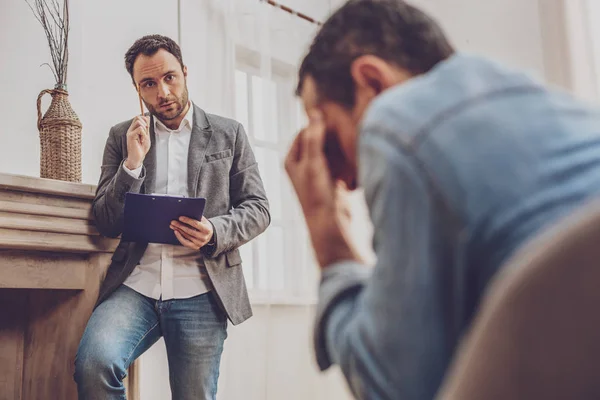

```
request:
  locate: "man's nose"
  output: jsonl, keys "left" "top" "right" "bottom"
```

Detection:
{"left": 158, "top": 81, "right": 170, "bottom": 99}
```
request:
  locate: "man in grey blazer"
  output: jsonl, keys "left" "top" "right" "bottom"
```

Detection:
{"left": 74, "top": 35, "right": 270, "bottom": 400}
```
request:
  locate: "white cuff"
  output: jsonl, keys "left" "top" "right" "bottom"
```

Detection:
{"left": 123, "top": 162, "right": 142, "bottom": 179}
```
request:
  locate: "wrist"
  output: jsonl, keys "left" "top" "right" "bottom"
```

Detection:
{"left": 206, "top": 232, "right": 216, "bottom": 247}
{"left": 306, "top": 211, "right": 360, "bottom": 268}
{"left": 124, "top": 158, "right": 142, "bottom": 170}
{"left": 202, "top": 221, "right": 217, "bottom": 257}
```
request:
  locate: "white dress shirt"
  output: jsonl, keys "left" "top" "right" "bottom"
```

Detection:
{"left": 122, "top": 103, "right": 212, "bottom": 300}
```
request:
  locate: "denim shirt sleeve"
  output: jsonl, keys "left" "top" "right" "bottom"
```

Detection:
{"left": 313, "top": 130, "right": 448, "bottom": 400}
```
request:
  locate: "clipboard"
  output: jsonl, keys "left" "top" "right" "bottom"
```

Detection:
{"left": 122, "top": 193, "right": 207, "bottom": 245}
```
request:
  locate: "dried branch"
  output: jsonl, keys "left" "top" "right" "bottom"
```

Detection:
{"left": 25, "top": 0, "right": 70, "bottom": 87}
{"left": 40, "top": 63, "right": 58, "bottom": 83}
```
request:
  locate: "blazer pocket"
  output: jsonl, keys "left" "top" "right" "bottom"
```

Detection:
{"left": 226, "top": 249, "right": 242, "bottom": 267}
{"left": 205, "top": 148, "right": 233, "bottom": 163}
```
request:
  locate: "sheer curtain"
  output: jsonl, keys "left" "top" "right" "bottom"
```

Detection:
{"left": 224, "top": 4, "right": 374, "bottom": 399}
{"left": 180, "top": 1, "right": 322, "bottom": 307}
{"left": 231, "top": 0, "right": 321, "bottom": 306}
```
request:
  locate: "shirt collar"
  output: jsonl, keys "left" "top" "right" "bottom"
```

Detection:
{"left": 153, "top": 101, "right": 194, "bottom": 133}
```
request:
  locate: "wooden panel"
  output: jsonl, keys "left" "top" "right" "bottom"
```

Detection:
{"left": 0, "top": 228, "right": 118, "bottom": 254}
{"left": 0, "top": 174, "right": 124, "bottom": 399}
{"left": 21, "top": 253, "right": 111, "bottom": 400}
{"left": 126, "top": 360, "right": 141, "bottom": 400}
{"left": 0, "top": 212, "right": 98, "bottom": 236}
{"left": 22, "top": 290, "right": 81, "bottom": 399}
{"left": 0, "top": 190, "right": 93, "bottom": 210}
{"left": 0, "top": 174, "right": 96, "bottom": 200}
{"left": 0, "top": 290, "right": 27, "bottom": 400}
{"left": 0, "top": 251, "right": 87, "bottom": 290}
{"left": 0, "top": 200, "right": 92, "bottom": 220}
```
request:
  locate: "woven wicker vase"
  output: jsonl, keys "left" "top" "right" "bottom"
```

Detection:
{"left": 37, "top": 87, "right": 82, "bottom": 182}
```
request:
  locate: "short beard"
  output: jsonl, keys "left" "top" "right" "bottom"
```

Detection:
{"left": 146, "top": 85, "right": 189, "bottom": 123}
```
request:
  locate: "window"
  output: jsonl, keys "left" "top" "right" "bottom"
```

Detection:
{"left": 234, "top": 57, "right": 318, "bottom": 303}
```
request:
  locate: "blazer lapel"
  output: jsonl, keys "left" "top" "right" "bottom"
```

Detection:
{"left": 187, "top": 104, "right": 213, "bottom": 197}
{"left": 142, "top": 115, "right": 157, "bottom": 194}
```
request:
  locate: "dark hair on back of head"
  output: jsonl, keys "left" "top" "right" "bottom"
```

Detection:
{"left": 297, "top": 0, "right": 454, "bottom": 108}
{"left": 125, "top": 35, "right": 184, "bottom": 84}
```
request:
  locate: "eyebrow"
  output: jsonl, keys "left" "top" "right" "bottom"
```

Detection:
{"left": 138, "top": 70, "right": 178, "bottom": 85}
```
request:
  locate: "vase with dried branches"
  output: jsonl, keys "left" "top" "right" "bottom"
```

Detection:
{"left": 27, "top": 0, "right": 82, "bottom": 182}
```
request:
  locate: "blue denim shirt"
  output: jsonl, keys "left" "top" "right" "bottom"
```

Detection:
{"left": 314, "top": 53, "right": 600, "bottom": 399}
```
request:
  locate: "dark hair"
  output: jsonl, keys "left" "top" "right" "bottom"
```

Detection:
{"left": 125, "top": 35, "right": 184, "bottom": 83}
{"left": 297, "top": 0, "right": 454, "bottom": 108}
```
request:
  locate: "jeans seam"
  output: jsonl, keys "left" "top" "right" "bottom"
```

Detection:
{"left": 121, "top": 321, "right": 160, "bottom": 379}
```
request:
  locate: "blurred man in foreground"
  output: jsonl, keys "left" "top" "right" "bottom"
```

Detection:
{"left": 285, "top": 0, "right": 600, "bottom": 398}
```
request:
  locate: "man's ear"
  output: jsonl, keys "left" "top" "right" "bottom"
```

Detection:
{"left": 350, "top": 55, "right": 387, "bottom": 96}
{"left": 183, "top": 65, "right": 188, "bottom": 78}
{"left": 350, "top": 55, "right": 411, "bottom": 95}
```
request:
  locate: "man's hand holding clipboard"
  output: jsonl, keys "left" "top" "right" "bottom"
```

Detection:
{"left": 123, "top": 193, "right": 213, "bottom": 249}
{"left": 170, "top": 215, "right": 215, "bottom": 250}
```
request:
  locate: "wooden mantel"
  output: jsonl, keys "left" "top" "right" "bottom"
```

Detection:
{"left": 0, "top": 173, "right": 138, "bottom": 399}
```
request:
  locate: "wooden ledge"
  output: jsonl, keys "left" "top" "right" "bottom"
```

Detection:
{"left": 0, "top": 228, "right": 118, "bottom": 254}
{"left": 0, "top": 173, "right": 96, "bottom": 200}
{"left": 0, "top": 173, "right": 118, "bottom": 255}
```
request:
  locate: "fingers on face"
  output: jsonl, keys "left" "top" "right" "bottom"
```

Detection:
{"left": 286, "top": 110, "right": 327, "bottom": 173}
{"left": 130, "top": 116, "right": 149, "bottom": 135}
{"left": 336, "top": 180, "right": 349, "bottom": 192}
{"left": 285, "top": 129, "right": 305, "bottom": 173}
{"left": 305, "top": 111, "right": 326, "bottom": 158}
{"left": 135, "top": 116, "right": 147, "bottom": 127}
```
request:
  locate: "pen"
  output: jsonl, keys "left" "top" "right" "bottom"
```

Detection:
{"left": 137, "top": 84, "right": 144, "bottom": 116}
{"left": 137, "top": 84, "right": 148, "bottom": 135}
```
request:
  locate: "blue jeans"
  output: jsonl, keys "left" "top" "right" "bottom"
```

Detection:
{"left": 74, "top": 285, "right": 227, "bottom": 400}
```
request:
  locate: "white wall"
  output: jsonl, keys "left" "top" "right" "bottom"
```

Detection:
{"left": 420, "top": 0, "right": 546, "bottom": 76}
{"left": 0, "top": 0, "right": 584, "bottom": 399}
{"left": 0, "top": 0, "right": 77, "bottom": 178}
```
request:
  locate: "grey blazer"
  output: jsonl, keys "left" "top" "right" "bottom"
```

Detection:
{"left": 93, "top": 103, "right": 270, "bottom": 325}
